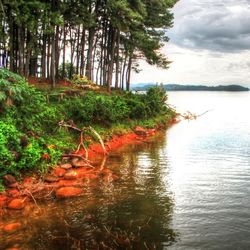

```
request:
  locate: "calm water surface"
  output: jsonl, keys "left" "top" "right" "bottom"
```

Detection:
{"left": 1, "top": 91, "right": 250, "bottom": 249}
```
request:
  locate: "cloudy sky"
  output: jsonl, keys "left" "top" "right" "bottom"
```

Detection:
{"left": 131, "top": 0, "right": 250, "bottom": 86}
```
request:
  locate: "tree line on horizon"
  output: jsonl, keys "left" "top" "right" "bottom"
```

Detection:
{"left": 0, "top": 0, "right": 177, "bottom": 90}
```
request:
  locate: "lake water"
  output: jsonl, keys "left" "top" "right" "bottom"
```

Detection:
{"left": 1, "top": 91, "right": 250, "bottom": 249}
{"left": 167, "top": 91, "right": 250, "bottom": 249}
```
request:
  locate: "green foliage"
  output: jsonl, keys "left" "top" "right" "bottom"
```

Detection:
{"left": 0, "top": 180, "right": 5, "bottom": 192}
{"left": 0, "top": 121, "right": 21, "bottom": 174}
{"left": 0, "top": 69, "right": 174, "bottom": 177}
{"left": 144, "top": 86, "right": 168, "bottom": 116}
{"left": 71, "top": 74, "right": 90, "bottom": 85}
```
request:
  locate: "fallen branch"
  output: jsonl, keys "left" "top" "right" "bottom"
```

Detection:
{"left": 88, "top": 126, "right": 107, "bottom": 155}
{"left": 178, "top": 109, "right": 212, "bottom": 120}
{"left": 59, "top": 120, "right": 107, "bottom": 157}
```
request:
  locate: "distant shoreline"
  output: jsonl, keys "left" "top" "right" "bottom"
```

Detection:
{"left": 132, "top": 84, "right": 249, "bottom": 92}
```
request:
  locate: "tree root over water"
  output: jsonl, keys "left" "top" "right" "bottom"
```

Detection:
{"left": 58, "top": 120, "right": 107, "bottom": 158}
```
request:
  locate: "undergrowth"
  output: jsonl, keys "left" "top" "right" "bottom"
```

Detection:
{"left": 0, "top": 68, "right": 175, "bottom": 177}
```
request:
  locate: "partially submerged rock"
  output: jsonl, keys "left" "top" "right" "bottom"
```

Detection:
{"left": 44, "top": 175, "right": 59, "bottom": 183}
{"left": 72, "top": 158, "right": 87, "bottom": 168}
{"left": 56, "top": 187, "right": 82, "bottom": 199}
{"left": 60, "top": 163, "right": 72, "bottom": 170}
{"left": 3, "top": 222, "right": 22, "bottom": 233}
{"left": 7, "top": 199, "right": 25, "bottom": 210}
{"left": 134, "top": 126, "right": 147, "bottom": 136}
{"left": 3, "top": 175, "right": 17, "bottom": 187}
{"left": 64, "top": 170, "right": 78, "bottom": 180}
{"left": 53, "top": 167, "right": 66, "bottom": 177}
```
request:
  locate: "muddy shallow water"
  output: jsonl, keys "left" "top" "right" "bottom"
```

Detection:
{"left": 0, "top": 132, "right": 176, "bottom": 250}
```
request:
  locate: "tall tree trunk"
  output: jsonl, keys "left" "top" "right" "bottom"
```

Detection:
{"left": 76, "top": 25, "right": 80, "bottom": 74}
{"left": 80, "top": 28, "right": 85, "bottom": 76}
{"left": 41, "top": 32, "right": 47, "bottom": 78}
{"left": 121, "top": 53, "right": 127, "bottom": 90}
{"left": 51, "top": 29, "right": 56, "bottom": 87}
{"left": 55, "top": 25, "right": 60, "bottom": 81}
{"left": 62, "top": 24, "right": 66, "bottom": 79}
{"left": 115, "top": 31, "right": 120, "bottom": 89}
{"left": 25, "top": 31, "right": 31, "bottom": 77}
{"left": 126, "top": 54, "right": 132, "bottom": 91}
{"left": 86, "top": 27, "right": 95, "bottom": 81}
{"left": 107, "top": 27, "right": 117, "bottom": 91}
{"left": 18, "top": 26, "right": 25, "bottom": 75}
{"left": 47, "top": 36, "right": 51, "bottom": 79}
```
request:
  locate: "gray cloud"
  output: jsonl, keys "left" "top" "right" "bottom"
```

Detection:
{"left": 169, "top": 0, "right": 250, "bottom": 52}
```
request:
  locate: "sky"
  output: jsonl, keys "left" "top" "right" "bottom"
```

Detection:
{"left": 131, "top": 0, "right": 250, "bottom": 86}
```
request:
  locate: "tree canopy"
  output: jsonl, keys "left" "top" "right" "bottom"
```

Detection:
{"left": 0, "top": 0, "right": 178, "bottom": 90}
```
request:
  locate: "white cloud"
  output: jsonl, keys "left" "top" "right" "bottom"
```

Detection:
{"left": 131, "top": 0, "right": 250, "bottom": 86}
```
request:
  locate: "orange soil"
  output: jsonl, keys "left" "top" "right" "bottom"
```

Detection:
{"left": 0, "top": 124, "right": 177, "bottom": 214}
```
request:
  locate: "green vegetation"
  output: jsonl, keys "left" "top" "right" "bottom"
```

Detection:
{"left": 0, "top": 69, "right": 175, "bottom": 177}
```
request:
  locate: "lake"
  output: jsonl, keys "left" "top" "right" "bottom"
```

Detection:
{"left": 167, "top": 91, "right": 250, "bottom": 249}
{"left": 1, "top": 91, "right": 250, "bottom": 249}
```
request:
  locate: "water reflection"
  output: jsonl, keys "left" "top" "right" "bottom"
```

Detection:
{"left": 1, "top": 133, "right": 176, "bottom": 250}
{"left": 167, "top": 91, "right": 250, "bottom": 250}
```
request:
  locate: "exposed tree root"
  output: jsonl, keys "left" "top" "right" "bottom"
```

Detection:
{"left": 58, "top": 120, "right": 107, "bottom": 156}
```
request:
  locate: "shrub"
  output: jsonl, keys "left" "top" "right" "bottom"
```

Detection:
{"left": 144, "top": 87, "right": 168, "bottom": 116}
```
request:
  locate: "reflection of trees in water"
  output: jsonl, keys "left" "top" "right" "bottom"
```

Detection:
{"left": 3, "top": 132, "right": 177, "bottom": 249}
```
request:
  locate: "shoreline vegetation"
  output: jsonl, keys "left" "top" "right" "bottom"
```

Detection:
{"left": 0, "top": 69, "right": 176, "bottom": 213}
{"left": 132, "top": 83, "right": 249, "bottom": 92}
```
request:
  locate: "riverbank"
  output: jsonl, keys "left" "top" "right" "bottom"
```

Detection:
{"left": 0, "top": 68, "right": 176, "bottom": 214}
{"left": 0, "top": 120, "right": 177, "bottom": 216}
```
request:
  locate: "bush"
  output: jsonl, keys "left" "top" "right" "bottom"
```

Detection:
{"left": 144, "top": 87, "right": 168, "bottom": 116}
{"left": 0, "top": 69, "right": 173, "bottom": 176}
{"left": 0, "top": 121, "right": 21, "bottom": 174}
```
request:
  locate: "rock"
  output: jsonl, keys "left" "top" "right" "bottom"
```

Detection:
{"left": 44, "top": 175, "right": 59, "bottom": 183}
{"left": 60, "top": 163, "right": 72, "bottom": 170}
{"left": 57, "top": 179, "right": 78, "bottom": 187}
{"left": 56, "top": 187, "right": 82, "bottom": 199}
{"left": 0, "top": 195, "right": 8, "bottom": 207}
{"left": 134, "top": 126, "right": 147, "bottom": 136}
{"left": 3, "top": 222, "right": 22, "bottom": 233}
{"left": 7, "top": 189, "right": 20, "bottom": 198}
{"left": 71, "top": 158, "right": 87, "bottom": 168}
{"left": 61, "top": 156, "right": 70, "bottom": 162}
{"left": 7, "top": 199, "right": 25, "bottom": 210}
{"left": 3, "top": 175, "right": 17, "bottom": 187}
{"left": 84, "top": 174, "right": 99, "bottom": 180}
{"left": 64, "top": 170, "right": 78, "bottom": 180}
{"left": 23, "top": 177, "right": 34, "bottom": 184}
{"left": 53, "top": 168, "right": 66, "bottom": 177}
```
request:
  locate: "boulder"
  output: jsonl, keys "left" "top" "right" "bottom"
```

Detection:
{"left": 71, "top": 158, "right": 87, "bottom": 168}
{"left": 3, "top": 222, "right": 22, "bottom": 233}
{"left": 56, "top": 187, "right": 82, "bottom": 199}
{"left": 44, "top": 175, "right": 59, "bottom": 183}
{"left": 64, "top": 170, "right": 78, "bottom": 180}
{"left": 53, "top": 168, "right": 66, "bottom": 177}
{"left": 3, "top": 175, "right": 17, "bottom": 187}
{"left": 60, "top": 163, "right": 72, "bottom": 170}
{"left": 7, "top": 199, "right": 25, "bottom": 210}
{"left": 7, "top": 189, "right": 20, "bottom": 198}
{"left": 134, "top": 126, "right": 147, "bottom": 136}
{"left": 0, "top": 195, "right": 8, "bottom": 207}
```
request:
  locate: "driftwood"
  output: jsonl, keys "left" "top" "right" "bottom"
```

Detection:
{"left": 178, "top": 110, "right": 212, "bottom": 120}
{"left": 58, "top": 120, "right": 107, "bottom": 158}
